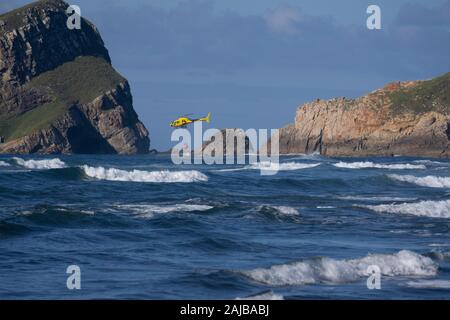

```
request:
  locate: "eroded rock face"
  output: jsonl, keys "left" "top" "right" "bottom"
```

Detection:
{"left": 196, "top": 129, "right": 254, "bottom": 156}
{"left": 0, "top": 82, "right": 149, "bottom": 154}
{"left": 278, "top": 78, "right": 450, "bottom": 157}
{"left": 0, "top": 0, "right": 150, "bottom": 154}
{"left": 0, "top": 0, "right": 110, "bottom": 86}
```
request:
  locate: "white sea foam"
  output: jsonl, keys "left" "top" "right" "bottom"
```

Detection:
{"left": 216, "top": 162, "right": 320, "bottom": 172}
{"left": 317, "top": 206, "right": 336, "bottom": 209}
{"left": 82, "top": 165, "right": 208, "bottom": 183}
{"left": 413, "top": 160, "right": 450, "bottom": 166}
{"left": 249, "top": 205, "right": 300, "bottom": 221}
{"left": 334, "top": 161, "right": 425, "bottom": 170}
{"left": 338, "top": 195, "right": 417, "bottom": 202}
{"left": 215, "top": 167, "right": 246, "bottom": 172}
{"left": 240, "top": 250, "right": 437, "bottom": 286}
{"left": 388, "top": 174, "right": 450, "bottom": 188}
{"left": 405, "top": 280, "right": 450, "bottom": 289}
{"left": 251, "top": 161, "right": 320, "bottom": 171}
{"left": 115, "top": 203, "right": 213, "bottom": 218}
{"left": 17, "top": 206, "right": 95, "bottom": 216}
{"left": 53, "top": 207, "right": 95, "bottom": 215}
{"left": 363, "top": 200, "right": 450, "bottom": 218}
{"left": 13, "top": 157, "right": 66, "bottom": 169}
{"left": 270, "top": 206, "right": 300, "bottom": 216}
{"left": 236, "top": 290, "right": 284, "bottom": 300}
{"left": 286, "top": 152, "right": 321, "bottom": 160}
{"left": 254, "top": 205, "right": 300, "bottom": 217}
{"left": 0, "top": 161, "right": 10, "bottom": 166}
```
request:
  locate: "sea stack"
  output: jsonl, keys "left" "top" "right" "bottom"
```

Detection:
{"left": 196, "top": 129, "right": 254, "bottom": 156}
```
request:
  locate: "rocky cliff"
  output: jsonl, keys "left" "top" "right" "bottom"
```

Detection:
{"left": 0, "top": 0, "right": 149, "bottom": 154}
{"left": 277, "top": 72, "right": 450, "bottom": 157}
{"left": 195, "top": 129, "right": 254, "bottom": 156}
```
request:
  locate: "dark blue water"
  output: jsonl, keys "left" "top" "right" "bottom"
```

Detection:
{"left": 0, "top": 154, "right": 449, "bottom": 299}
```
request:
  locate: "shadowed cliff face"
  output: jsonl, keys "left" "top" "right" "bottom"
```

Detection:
{"left": 277, "top": 73, "right": 450, "bottom": 157}
{"left": 0, "top": 0, "right": 150, "bottom": 154}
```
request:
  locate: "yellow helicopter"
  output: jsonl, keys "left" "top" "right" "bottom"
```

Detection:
{"left": 170, "top": 112, "right": 211, "bottom": 128}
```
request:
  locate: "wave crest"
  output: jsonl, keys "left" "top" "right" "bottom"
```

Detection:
{"left": 0, "top": 161, "right": 10, "bottom": 167}
{"left": 389, "top": 174, "right": 450, "bottom": 188}
{"left": 405, "top": 280, "right": 450, "bottom": 289}
{"left": 82, "top": 165, "right": 208, "bottom": 183}
{"left": 334, "top": 161, "right": 425, "bottom": 170}
{"left": 251, "top": 161, "right": 320, "bottom": 171}
{"left": 236, "top": 290, "right": 284, "bottom": 300}
{"left": 216, "top": 161, "right": 320, "bottom": 172}
{"left": 240, "top": 250, "right": 437, "bottom": 286}
{"left": 251, "top": 205, "right": 300, "bottom": 221}
{"left": 114, "top": 203, "right": 213, "bottom": 218}
{"left": 271, "top": 205, "right": 300, "bottom": 216}
{"left": 338, "top": 195, "right": 416, "bottom": 202}
{"left": 13, "top": 157, "right": 66, "bottom": 169}
{"left": 363, "top": 200, "right": 450, "bottom": 218}
{"left": 413, "top": 160, "right": 450, "bottom": 166}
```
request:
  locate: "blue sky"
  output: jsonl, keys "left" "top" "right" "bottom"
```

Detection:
{"left": 2, "top": 0, "right": 450, "bottom": 150}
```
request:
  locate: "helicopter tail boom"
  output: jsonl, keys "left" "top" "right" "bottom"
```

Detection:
{"left": 200, "top": 112, "right": 211, "bottom": 123}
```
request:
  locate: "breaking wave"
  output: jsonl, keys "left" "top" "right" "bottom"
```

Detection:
{"left": 82, "top": 165, "right": 208, "bottom": 183}
{"left": 388, "top": 174, "right": 450, "bottom": 188}
{"left": 405, "top": 280, "right": 450, "bottom": 289}
{"left": 337, "top": 195, "right": 417, "bottom": 202}
{"left": 16, "top": 205, "right": 95, "bottom": 217}
{"left": 216, "top": 161, "right": 320, "bottom": 172}
{"left": 413, "top": 160, "right": 450, "bottom": 166}
{"left": 334, "top": 161, "right": 425, "bottom": 170}
{"left": 13, "top": 157, "right": 66, "bottom": 169}
{"left": 240, "top": 250, "right": 437, "bottom": 286}
{"left": 252, "top": 205, "right": 300, "bottom": 219}
{"left": 236, "top": 290, "right": 284, "bottom": 300}
{"left": 268, "top": 205, "right": 300, "bottom": 216}
{"left": 251, "top": 161, "right": 320, "bottom": 171}
{"left": 242, "top": 205, "right": 301, "bottom": 222}
{"left": 114, "top": 203, "right": 213, "bottom": 218}
{"left": 286, "top": 152, "right": 322, "bottom": 160}
{"left": 0, "top": 161, "right": 10, "bottom": 166}
{"left": 363, "top": 200, "right": 450, "bottom": 218}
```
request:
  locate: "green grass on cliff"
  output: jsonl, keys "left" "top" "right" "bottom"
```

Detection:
{"left": 28, "top": 55, "right": 125, "bottom": 105}
{"left": 388, "top": 72, "right": 450, "bottom": 115}
{"left": 0, "top": 56, "right": 125, "bottom": 142}
{"left": 0, "top": 101, "right": 65, "bottom": 141}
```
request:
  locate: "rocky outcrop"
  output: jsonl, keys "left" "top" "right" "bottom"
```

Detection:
{"left": 0, "top": 0, "right": 110, "bottom": 86}
{"left": 0, "top": 81, "right": 149, "bottom": 154}
{"left": 0, "top": 0, "right": 150, "bottom": 154}
{"left": 196, "top": 129, "right": 254, "bottom": 156}
{"left": 277, "top": 72, "right": 450, "bottom": 157}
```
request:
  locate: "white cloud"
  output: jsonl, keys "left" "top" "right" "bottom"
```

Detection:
{"left": 264, "top": 6, "right": 302, "bottom": 34}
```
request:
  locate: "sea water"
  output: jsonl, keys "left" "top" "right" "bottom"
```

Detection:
{"left": 0, "top": 154, "right": 449, "bottom": 299}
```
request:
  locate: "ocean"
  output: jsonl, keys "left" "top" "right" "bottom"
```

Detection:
{"left": 0, "top": 154, "right": 449, "bottom": 299}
